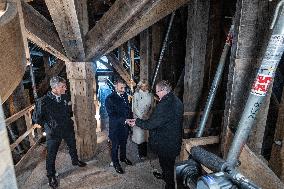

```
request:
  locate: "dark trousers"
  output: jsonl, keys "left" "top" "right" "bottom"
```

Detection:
{"left": 158, "top": 154, "right": 176, "bottom": 189}
{"left": 110, "top": 136, "right": 127, "bottom": 166}
{"left": 138, "top": 142, "right": 147, "bottom": 157}
{"left": 46, "top": 136, "right": 79, "bottom": 177}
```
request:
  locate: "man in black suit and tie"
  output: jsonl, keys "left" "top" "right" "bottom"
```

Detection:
{"left": 105, "top": 79, "right": 133, "bottom": 174}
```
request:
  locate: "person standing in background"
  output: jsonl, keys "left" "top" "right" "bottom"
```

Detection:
{"left": 132, "top": 79, "right": 155, "bottom": 159}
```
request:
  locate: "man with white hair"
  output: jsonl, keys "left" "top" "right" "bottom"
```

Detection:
{"left": 33, "top": 76, "right": 86, "bottom": 188}
{"left": 129, "top": 80, "right": 183, "bottom": 189}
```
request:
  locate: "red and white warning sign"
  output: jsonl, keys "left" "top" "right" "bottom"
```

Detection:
{"left": 251, "top": 74, "right": 273, "bottom": 96}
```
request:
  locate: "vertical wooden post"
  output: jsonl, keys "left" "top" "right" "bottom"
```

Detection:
{"left": 183, "top": 0, "right": 210, "bottom": 129}
{"left": 151, "top": 21, "right": 164, "bottom": 82}
{"left": 66, "top": 62, "right": 97, "bottom": 160}
{"left": 24, "top": 111, "right": 35, "bottom": 146}
{"left": 140, "top": 29, "right": 151, "bottom": 82}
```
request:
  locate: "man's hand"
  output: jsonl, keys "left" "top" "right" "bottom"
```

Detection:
{"left": 126, "top": 119, "right": 136, "bottom": 127}
{"left": 34, "top": 124, "right": 42, "bottom": 129}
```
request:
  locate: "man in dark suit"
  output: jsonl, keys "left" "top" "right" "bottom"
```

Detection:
{"left": 32, "top": 76, "right": 86, "bottom": 189}
{"left": 105, "top": 79, "right": 133, "bottom": 174}
{"left": 129, "top": 80, "right": 183, "bottom": 189}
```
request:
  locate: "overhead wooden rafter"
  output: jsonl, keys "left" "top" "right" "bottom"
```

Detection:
{"left": 44, "top": 0, "right": 85, "bottom": 61}
{"left": 21, "top": 1, "right": 69, "bottom": 62}
{"left": 106, "top": 53, "right": 133, "bottom": 87}
{"left": 107, "top": 0, "right": 190, "bottom": 54}
{"left": 85, "top": 0, "right": 190, "bottom": 61}
{"left": 98, "top": 58, "right": 113, "bottom": 71}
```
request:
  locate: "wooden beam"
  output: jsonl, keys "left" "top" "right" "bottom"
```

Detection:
{"left": 239, "top": 145, "right": 284, "bottom": 189}
{"left": 86, "top": 0, "right": 190, "bottom": 60}
{"left": 98, "top": 58, "right": 113, "bottom": 71}
{"left": 24, "top": 111, "right": 35, "bottom": 146}
{"left": 181, "top": 136, "right": 219, "bottom": 161}
{"left": 84, "top": 0, "right": 161, "bottom": 60}
{"left": 15, "top": 138, "right": 43, "bottom": 174}
{"left": 106, "top": 53, "right": 135, "bottom": 87}
{"left": 10, "top": 125, "right": 37, "bottom": 151}
{"left": 21, "top": 1, "right": 69, "bottom": 62}
{"left": 0, "top": 1, "right": 26, "bottom": 103}
{"left": 44, "top": 0, "right": 85, "bottom": 61}
{"left": 222, "top": 0, "right": 270, "bottom": 154}
{"left": 181, "top": 134, "right": 284, "bottom": 189}
{"left": 139, "top": 29, "right": 151, "bottom": 81}
{"left": 66, "top": 62, "right": 97, "bottom": 160}
{"left": 5, "top": 105, "right": 34, "bottom": 126}
{"left": 74, "top": 0, "right": 88, "bottom": 37}
{"left": 174, "top": 67, "right": 185, "bottom": 96}
{"left": 108, "top": 0, "right": 191, "bottom": 54}
{"left": 183, "top": 0, "right": 210, "bottom": 129}
{"left": 8, "top": 81, "right": 30, "bottom": 137}
{"left": 150, "top": 21, "right": 165, "bottom": 82}
{"left": 269, "top": 86, "right": 284, "bottom": 180}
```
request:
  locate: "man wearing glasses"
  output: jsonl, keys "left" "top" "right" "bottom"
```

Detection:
{"left": 129, "top": 80, "right": 183, "bottom": 189}
{"left": 32, "top": 76, "right": 86, "bottom": 188}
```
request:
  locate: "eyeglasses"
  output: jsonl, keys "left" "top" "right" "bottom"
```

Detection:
{"left": 156, "top": 89, "right": 164, "bottom": 94}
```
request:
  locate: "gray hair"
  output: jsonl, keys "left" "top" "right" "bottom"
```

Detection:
{"left": 50, "top": 76, "right": 66, "bottom": 89}
{"left": 156, "top": 80, "right": 172, "bottom": 93}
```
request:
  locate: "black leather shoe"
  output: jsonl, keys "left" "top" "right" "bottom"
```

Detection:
{"left": 114, "top": 164, "right": 124, "bottom": 174}
{"left": 48, "top": 176, "right": 58, "bottom": 188}
{"left": 153, "top": 171, "right": 164, "bottom": 180}
{"left": 72, "top": 160, "right": 87, "bottom": 167}
{"left": 120, "top": 158, "right": 133, "bottom": 166}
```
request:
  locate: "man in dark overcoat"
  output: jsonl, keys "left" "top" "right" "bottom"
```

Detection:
{"left": 129, "top": 80, "right": 183, "bottom": 189}
{"left": 32, "top": 76, "right": 86, "bottom": 188}
{"left": 105, "top": 79, "right": 133, "bottom": 174}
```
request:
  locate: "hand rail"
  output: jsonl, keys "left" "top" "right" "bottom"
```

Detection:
{"left": 10, "top": 124, "right": 40, "bottom": 151}
{"left": 5, "top": 104, "right": 34, "bottom": 125}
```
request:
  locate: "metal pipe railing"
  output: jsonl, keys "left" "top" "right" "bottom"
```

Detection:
{"left": 226, "top": 0, "right": 284, "bottom": 167}
{"left": 196, "top": 25, "right": 234, "bottom": 137}
{"left": 151, "top": 12, "right": 175, "bottom": 90}
{"left": 0, "top": 97, "right": 18, "bottom": 189}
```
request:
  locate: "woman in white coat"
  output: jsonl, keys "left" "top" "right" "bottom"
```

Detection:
{"left": 132, "top": 79, "right": 155, "bottom": 159}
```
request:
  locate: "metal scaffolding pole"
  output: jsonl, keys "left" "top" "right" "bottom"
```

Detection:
{"left": 226, "top": 1, "right": 284, "bottom": 167}
{"left": 29, "top": 62, "right": 38, "bottom": 100}
{"left": 0, "top": 98, "right": 18, "bottom": 189}
{"left": 151, "top": 12, "right": 175, "bottom": 90}
{"left": 196, "top": 26, "right": 234, "bottom": 137}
